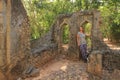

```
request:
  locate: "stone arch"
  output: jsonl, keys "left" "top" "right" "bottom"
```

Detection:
{"left": 80, "top": 20, "right": 92, "bottom": 27}
{"left": 59, "top": 22, "right": 70, "bottom": 51}
{"left": 53, "top": 10, "right": 103, "bottom": 55}
{"left": 80, "top": 21, "right": 92, "bottom": 50}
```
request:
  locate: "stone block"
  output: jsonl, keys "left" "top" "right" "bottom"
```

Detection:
{"left": 87, "top": 51, "right": 102, "bottom": 76}
{"left": 103, "top": 52, "right": 120, "bottom": 70}
{"left": 96, "top": 53, "right": 102, "bottom": 74}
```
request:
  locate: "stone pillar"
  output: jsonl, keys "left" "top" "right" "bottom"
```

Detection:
{"left": 0, "top": 0, "right": 6, "bottom": 67}
{"left": 87, "top": 51, "right": 102, "bottom": 76}
{"left": 70, "top": 14, "right": 78, "bottom": 48}
{"left": 6, "top": 0, "right": 11, "bottom": 68}
{"left": 92, "top": 11, "right": 101, "bottom": 50}
{"left": 0, "top": 0, "right": 7, "bottom": 80}
{"left": 0, "top": 0, "right": 30, "bottom": 79}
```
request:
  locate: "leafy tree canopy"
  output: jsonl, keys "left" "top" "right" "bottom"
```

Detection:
{"left": 22, "top": 0, "right": 120, "bottom": 42}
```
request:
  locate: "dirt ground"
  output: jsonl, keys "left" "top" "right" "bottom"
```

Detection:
{"left": 25, "top": 57, "right": 89, "bottom": 80}
{"left": 24, "top": 39, "right": 120, "bottom": 80}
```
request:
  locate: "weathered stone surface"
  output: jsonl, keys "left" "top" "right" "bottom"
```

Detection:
{"left": 30, "top": 50, "right": 58, "bottom": 68}
{"left": 0, "top": 0, "right": 3, "bottom": 13}
{"left": 0, "top": 0, "right": 30, "bottom": 79}
{"left": 103, "top": 50, "right": 120, "bottom": 71}
{"left": 88, "top": 49, "right": 120, "bottom": 78}
{"left": 31, "top": 10, "right": 103, "bottom": 61}
{"left": 87, "top": 51, "right": 102, "bottom": 76}
{"left": 0, "top": 0, "right": 119, "bottom": 79}
{"left": 0, "top": 71, "right": 6, "bottom": 80}
{"left": 30, "top": 9, "right": 110, "bottom": 78}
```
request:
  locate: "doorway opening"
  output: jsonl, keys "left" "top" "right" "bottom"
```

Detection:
{"left": 81, "top": 22, "right": 92, "bottom": 51}
{"left": 61, "top": 24, "right": 70, "bottom": 50}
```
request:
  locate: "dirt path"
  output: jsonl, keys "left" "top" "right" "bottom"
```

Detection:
{"left": 34, "top": 59, "right": 70, "bottom": 79}
{"left": 25, "top": 57, "right": 120, "bottom": 80}
{"left": 104, "top": 38, "right": 120, "bottom": 50}
{"left": 25, "top": 58, "right": 89, "bottom": 80}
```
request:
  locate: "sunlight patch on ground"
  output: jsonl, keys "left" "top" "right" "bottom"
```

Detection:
{"left": 104, "top": 38, "right": 120, "bottom": 50}
{"left": 60, "top": 65, "right": 67, "bottom": 72}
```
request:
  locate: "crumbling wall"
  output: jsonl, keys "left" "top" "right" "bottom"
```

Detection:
{"left": 31, "top": 10, "right": 104, "bottom": 65}
{"left": 30, "top": 26, "right": 58, "bottom": 67}
{"left": 103, "top": 50, "right": 120, "bottom": 71}
{"left": 9, "top": 0, "right": 30, "bottom": 79}
{"left": 0, "top": 0, "right": 118, "bottom": 79}
{"left": 0, "top": 0, "right": 30, "bottom": 80}
{"left": 0, "top": 0, "right": 8, "bottom": 79}
{"left": 29, "top": 11, "right": 106, "bottom": 76}
{"left": 31, "top": 10, "right": 120, "bottom": 78}
{"left": 88, "top": 50, "right": 120, "bottom": 80}
{"left": 52, "top": 10, "right": 103, "bottom": 57}
{"left": 10, "top": 0, "right": 30, "bottom": 67}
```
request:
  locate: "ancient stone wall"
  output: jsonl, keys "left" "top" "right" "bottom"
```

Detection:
{"left": 103, "top": 51, "right": 120, "bottom": 71}
{"left": 30, "top": 10, "right": 105, "bottom": 73}
{"left": 0, "top": 0, "right": 30, "bottom": 80}
{"left": 10, "top": 0, "right": 30, "bottom": 69}
{"left": 31, "top": 10, "right": 104, "bottom": 64}
{"left": 0, "top": 1, "right": 7, "bottom": 79}
{"left": 0, "top": 0, "right": 6, "bottom": 68}
{"left": 31, "top": 10, "right": 120, "bottom": 78}
{"left": 0, "top": 0, "right": 119, "bottom": 79}
{"left": 87, "top": 50, "right": 120, "bottom": 79}
{"left": 51, "top": 10, "right": 103, "bottom": 57}
{"left": 31, "top": 28, "right": 58, "bottom": 67}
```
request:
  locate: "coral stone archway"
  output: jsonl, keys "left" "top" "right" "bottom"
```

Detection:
{"left": 59, "top": 23, "right": 70, "bottom": 48}
{"left": 53, "top": 10, "right": 102, "bottom": 55}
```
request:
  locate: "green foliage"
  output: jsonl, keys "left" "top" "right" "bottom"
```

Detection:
{"left": 83, "top": 23, "right": 92, "bottom": 48}
{"left": 22, "top": 0, "right": 120, "bottom": 42}
{"left": 63, "top": 25, "right": 70, "bottom": 44}
{"left": 84, "top": 23, "right": 92, "bottom": 35}
{"left": 23, "top": 0, "right": 75, "bottom": 40}
{"left": 99, "top": 0, "right": 120, "bottom": 42}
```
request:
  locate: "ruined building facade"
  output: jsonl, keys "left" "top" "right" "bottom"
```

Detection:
{"left": 0, "top": 0, "right": 119, "bottom": 80}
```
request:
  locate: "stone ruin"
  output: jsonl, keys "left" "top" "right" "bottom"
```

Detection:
{"left": 32, "top": 9, "right": 103, "bottom": 55}
{"left": 0, "top": 0, "right": 30, "bottom": 79}
{"left": 0, "top": 0, "right": 120, "bottom": 80}
{"left": 32, "top": 9, "right": 120, "bottom": 78}
{"left": 32, "top": 9, "right": 105, "bottom": 76}
{"left": 27, "top": 8, "right": 120, "bottom": 79}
